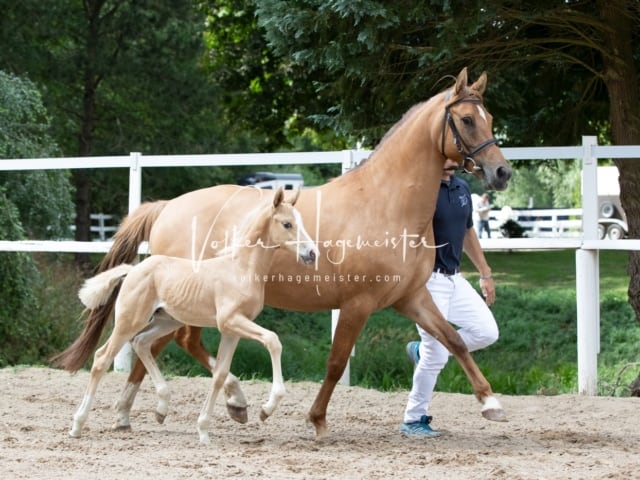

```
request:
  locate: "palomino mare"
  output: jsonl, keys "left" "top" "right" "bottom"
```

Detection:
{"left": 68, "top": 188, "right": 318, "bottom": 443}
{"left": 53, "top": 68, "right": 512, "bottom": 439}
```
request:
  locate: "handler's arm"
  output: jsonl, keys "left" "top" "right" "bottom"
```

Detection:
{"left": 463, "top": 226, "right": 495, "bottom": 306}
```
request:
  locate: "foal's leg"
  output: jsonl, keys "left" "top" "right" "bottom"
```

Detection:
{"left": 129, "top": 313, "right": 183, "bottom": 425}
{"left": 220, "top": 315, "right": 286, "bottom": 421}
{"left": 112, "top": 331, "right": 173, "bottom": 431}
{"left": 70, "top": 333, "right": 133, "bottom": 437}
{"left": 174, "top": 326, "right": 248, "bottom": 424}
{"left": 113, "top": 323, "right": 248, "bottom": 429}
{"left": 197, "top": 334, "right": 240, "bottom": 444}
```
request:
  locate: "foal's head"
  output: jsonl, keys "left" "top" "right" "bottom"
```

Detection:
{"left": 267, "top": 187, "right": 317, "bottom": 265}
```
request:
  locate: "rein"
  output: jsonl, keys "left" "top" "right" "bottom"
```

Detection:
{"left": 440, "top": 94, "right": 498, "bottom": 174}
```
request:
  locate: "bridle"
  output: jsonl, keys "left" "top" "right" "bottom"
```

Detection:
{"left": 440, "top": 92, "right": 498, "bottom": 174}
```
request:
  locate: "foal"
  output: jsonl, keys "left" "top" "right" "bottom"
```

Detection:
{"left": 69, "top": 187, "right": 318, "bottom": 444}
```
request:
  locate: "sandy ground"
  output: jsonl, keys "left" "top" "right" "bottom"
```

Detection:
{"left": 0, "top": 366, "right": 638, "bottom": 479}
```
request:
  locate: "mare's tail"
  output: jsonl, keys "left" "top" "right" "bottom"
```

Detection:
{"left": 50, "top": 200, "right": 168, "bottom": 372}
{"left": 78, "top": 264, "right": 134, "bottom": 309}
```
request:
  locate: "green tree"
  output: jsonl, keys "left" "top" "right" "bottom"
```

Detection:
{"left": 0, "top": 71, "right": 75, "bottom": 365}
{"left": 0, "top": 70, "right": 74, "bottom": 238}
{"left": 0, "top": 191, "right": 42, "bottom": 366}
{"left": 200, "top": 0, "right": 347, "bottom": 153}
{"left": 493, "top": 160, "right": 582, "bottom": 209}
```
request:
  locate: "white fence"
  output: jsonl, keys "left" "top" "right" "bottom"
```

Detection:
{"left": 1, "top": 137, "right": 640, "bottom": 394}
{"left": 484, "top": 208, "right": 583, "bottom": 238}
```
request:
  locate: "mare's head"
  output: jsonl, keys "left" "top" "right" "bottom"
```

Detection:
{"left": 268, "top": 187, "right": 317, "bottom": 265}
{"left": 439, "top": 68, "right": 512, "bottom": 190}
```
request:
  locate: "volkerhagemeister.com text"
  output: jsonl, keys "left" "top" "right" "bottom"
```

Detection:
{"left": 241, "top": 273, "right": 402, "bottom": 285}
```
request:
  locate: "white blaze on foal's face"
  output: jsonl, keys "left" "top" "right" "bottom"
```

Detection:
{"left": 291, "top": 207, "right": 318, "bottom": 262}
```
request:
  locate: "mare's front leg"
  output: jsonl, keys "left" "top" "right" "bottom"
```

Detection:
{"left": 308, "top": 301, "right": 373, "bottom": 439}
{"left": 394, "top": 288, "right": 507, "bottom": 422}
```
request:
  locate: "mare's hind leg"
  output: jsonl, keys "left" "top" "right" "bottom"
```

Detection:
{"left": 129, "top": 313, "right": 183, "bottom": 425}
{"left": 197, "top": 334, "right": 240, "bottom": 444}
{"left": 70, "top": 334, "right": 132, "bottom": 437}
{"left": 394, "top": 288, "right": 506, "bottom": 421}
{"left": 174, "top": 326, "right": 248, "bottom": 424}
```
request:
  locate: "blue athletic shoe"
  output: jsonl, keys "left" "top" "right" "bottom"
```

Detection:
{"left": 400, "top": 415, "right": 442, "bottom": 438}
{"left": 405, "top": 341, "right": 420, "bottom": 365}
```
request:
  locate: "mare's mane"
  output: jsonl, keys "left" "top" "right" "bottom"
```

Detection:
{"left": 340, "top": 102, "right": 427, "bottom": 173}
{"left": 347, "top": 89, "right": 448, "bottom": 172}
{"left": 347, "top": 82, "right": 483, "bottom": 173}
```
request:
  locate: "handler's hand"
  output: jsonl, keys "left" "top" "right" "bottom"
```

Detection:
{"left": 480, "top": 276, "right": 495, "bottom": 306}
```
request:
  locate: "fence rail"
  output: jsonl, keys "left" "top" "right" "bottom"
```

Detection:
{"left": 1, "top": 138, "right": 639, "bottom": 393}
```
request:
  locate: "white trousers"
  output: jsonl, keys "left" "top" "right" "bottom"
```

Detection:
{"left": 403, "top": 272, "right": 499, "bottom": 423}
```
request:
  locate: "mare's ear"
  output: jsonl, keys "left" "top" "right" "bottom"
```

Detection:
{"left": 273, "top": 186, "right": 285, "bottom": 208}
{"left": 470, "top": 71, "right": 487, "bottom": 96}
{"left": 288, "top": 188, "right": 301, "bottom": 206}
{"left": 454, "top": 67, "right": 468, "bottom": 96}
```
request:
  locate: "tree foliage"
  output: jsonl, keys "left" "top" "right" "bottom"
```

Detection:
{"left": 0, "top": 70, "right": 74, "bottom": 238}
{"left": 0, "top": 70, "right": 76, "bottom": 365}
{"left": 255, "top": 1, "right": 637, "bottom": 146}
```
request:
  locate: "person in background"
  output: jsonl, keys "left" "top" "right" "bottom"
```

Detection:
{"left": 475, "top": 192, "right": 492, "bottom": 238}
{"left": 400, "top": 159, "right": 499, "bottom": 438}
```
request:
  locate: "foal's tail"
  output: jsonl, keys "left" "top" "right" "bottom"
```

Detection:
{"left": 78, "top": 264, "right": 134, "bottom": 309}
{"left": 50, "top": 200, "right": 168, "bottom": 372}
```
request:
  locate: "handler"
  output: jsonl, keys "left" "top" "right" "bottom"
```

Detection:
{"left": 400, "top": 158, "right": 499, "bottom": 438}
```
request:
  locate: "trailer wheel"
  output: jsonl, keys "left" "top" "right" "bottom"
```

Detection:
{"left": 607, "top": 224, "right": 625, "bottom": 240}
{"left": 598, "top": 224, "right": 606, "bottom": 239}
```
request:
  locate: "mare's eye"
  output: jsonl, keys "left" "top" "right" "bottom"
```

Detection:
{"left": 462, "top": 116, "right": 474, "bottom": 127}
{"left": 283, "top": 221, "right": 292, "bottom": 229}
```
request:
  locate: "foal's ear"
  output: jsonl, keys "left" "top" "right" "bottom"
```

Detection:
{"left": 470, "top": 71, "right": 487, "bottom": 96}
{"left": 287, "top": 187, "right": 301, "bottom": 206}
{"left": 273, "top": 186, "right": 285, "bottom": 208}
{"left": 454, "top": 67, "right": 468, "bottom": 96}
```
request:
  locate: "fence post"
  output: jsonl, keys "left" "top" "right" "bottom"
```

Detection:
{"left": 576, "top": 136, "right": 600, "bottom": 394}
{"left": 113, "top": 152, "right": 143, "bottom": 373}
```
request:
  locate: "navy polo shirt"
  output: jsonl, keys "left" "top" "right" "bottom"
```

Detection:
{"left": 433, "top": 175, "right": 474, "bottom": 272}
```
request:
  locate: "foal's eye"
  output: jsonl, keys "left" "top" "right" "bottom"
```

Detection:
{"left": 462, "top": 116, "right": 474, "bottom": 127}
{"left": 283, "top": 221, "right": 292, "bottom": 229}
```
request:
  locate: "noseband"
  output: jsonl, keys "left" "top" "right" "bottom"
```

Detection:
{"left": 440, "top": 94, "right": 498, "bottom": 174}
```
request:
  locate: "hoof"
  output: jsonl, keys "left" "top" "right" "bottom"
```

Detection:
{"left": 312, "top": 421, "right": 328, "bottom": 440}
{"left": 259, "top": 409, "right": 269, "bottom": 422}
{"left": 226, "top": 404, "right": 248, "bottom": 424}
{"left": 112, "top": 424, "right": 132, "bottom": 432}
{"left": 314, "top": 428, "right": 328, "bottom": 441}
{"left": 482, "top": 408, "right": 508, "bottom": 422}
{"left": 155, "top": 412, "right": 166, "bottom": 424}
